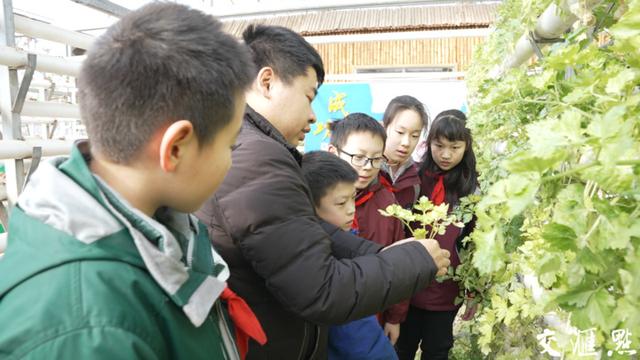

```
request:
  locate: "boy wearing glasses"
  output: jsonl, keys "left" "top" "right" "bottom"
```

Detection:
{"left": 328, "top": 113, "right": 408, "bottom": 347}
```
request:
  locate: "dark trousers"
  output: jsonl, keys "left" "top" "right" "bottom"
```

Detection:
{"left": 395, "top": 306, "right": 458, "bottom": 360}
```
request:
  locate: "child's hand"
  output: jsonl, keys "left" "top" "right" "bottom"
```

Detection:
{"left": 384, "top": 322, "right": 400, "bottom": 345}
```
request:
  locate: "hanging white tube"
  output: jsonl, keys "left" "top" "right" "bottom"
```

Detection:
{"left": 493, "top": 0, "right": 597, "bottom": 76}
{"left": 13, "top": 14, "right": 95, "bottom": 50}
{"left": 21, "top": 101, "right": 80, "bottom": 118}
{"left": 0, "top": 46, "right": 82, "bottom": 77}
{"left": 0, "top": 140, "right": 74, "bottom": 160}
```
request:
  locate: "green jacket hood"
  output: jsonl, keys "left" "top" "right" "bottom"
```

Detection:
{"left": 0, "top": 143, "right": 229, "bottom": 327}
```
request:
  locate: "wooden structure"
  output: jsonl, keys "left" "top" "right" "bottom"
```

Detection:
{"left": 222, "top": 2, "right": 499, "bottom": 75}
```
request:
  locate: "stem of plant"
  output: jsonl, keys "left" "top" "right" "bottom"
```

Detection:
{"left": 542, "top": 159, "right": 640, "bottom": 182}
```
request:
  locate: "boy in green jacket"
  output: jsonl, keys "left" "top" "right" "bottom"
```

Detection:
{"left": 0, "top": 3, "right": 254, "bottom": 359}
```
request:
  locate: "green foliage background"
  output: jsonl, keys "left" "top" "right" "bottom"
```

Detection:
{"left": 452, "top": 0, "right": 640, "bottom": 358}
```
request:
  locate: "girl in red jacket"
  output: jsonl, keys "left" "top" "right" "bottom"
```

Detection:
{"left": 379, "top": 96, "right": 430, "bottom": 344}
{"left": 395, "top": 112, "right": 478, "bottom": 360}
{"left": 381, "top": 95, "right": 430, "bottom": 210}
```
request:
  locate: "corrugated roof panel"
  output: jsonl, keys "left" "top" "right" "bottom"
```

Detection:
{"left": 222, "top": 3, "right": 498, "bottom": 36}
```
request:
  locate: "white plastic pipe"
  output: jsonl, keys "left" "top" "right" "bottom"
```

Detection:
{"left": 0, "top": 140, "right": 74, "bottom": 159}
{"left": 21, "top": 101, "right": 80, "bottom": 118}
{"left": 494, "top": 0, "right": 597, "bottom": 76}
{"left": 0, "top": 45, "right": 82, "bottom": 77}
{"left": 13, "top": 14, "right": 95, "bottom": 50}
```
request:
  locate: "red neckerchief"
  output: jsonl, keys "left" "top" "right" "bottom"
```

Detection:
{"left": 351, "top": 191, "right": 374, "bottom": 234}
{"left": 378, "top": 174, "right": 397, "bottom": 193}
{"left": 426, "top": 172, "right": 445, "bottom": 205}
{"left": 220, "top": 287, "right": 268, "bottom": 359}
{"left": 351, "top": 174, "right": 395, "bottom": 233}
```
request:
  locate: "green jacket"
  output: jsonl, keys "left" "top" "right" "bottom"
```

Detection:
{"left": 0, "top": 144, "right": 239, "bottom": 359}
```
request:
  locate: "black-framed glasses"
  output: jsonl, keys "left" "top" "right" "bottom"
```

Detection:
{"left": 338, "top": 149, "right": 386, "bottom": 169}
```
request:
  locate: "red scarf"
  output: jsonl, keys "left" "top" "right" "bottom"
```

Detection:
{"left": 351, "top": 175, "right": 396, "bottom": 233}
{"left": 220, "top": 287, "right": 268, "bottom": 359}
{"left": 428, "top": 173, "right": 445, "bottom": 205}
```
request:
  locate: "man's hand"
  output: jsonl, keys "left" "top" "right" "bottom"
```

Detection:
{"left": 384, "top": 322, "right": 400, "bottom": 346}
{"left": 381, "top": 237, "right": 450, "bottom": 276}
{"left": 416, "top": 239, "right": 450, "bottom": 276}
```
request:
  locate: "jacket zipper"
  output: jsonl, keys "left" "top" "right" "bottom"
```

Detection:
{"left": 216, "top": 302, "right": 240, "bottom": 360}
{"left": 307, "top": 325, "right": 321, "bottom": 359}
{"left": 296, "top": 323, "right": 321, "bottom": 360}
{"left": 297, "top": 322, "right": 309, "bottom": 360}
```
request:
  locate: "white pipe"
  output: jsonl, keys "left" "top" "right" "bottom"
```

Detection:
{"left": 503, "top": 34, "right": 536, "bottom": 70}
{"left": 496, "top": 0, "right": 597, "bottom": 75}
{"left": 536, "top": 2, "right": 578, "bottom": 39}
{"left": 13, "top": 14, "right": 95, "bottom": 50}
{"left": 22, "top": 101, "right": 80, "bottom": 118}
{"left": 0, "top": 140, "right": 74, "bottom": 159}
{"left": 0, "top": 46, "right": 82, "bottom": 77}
{"left": 21, "top": 117, "right": 80, "bottom": 124}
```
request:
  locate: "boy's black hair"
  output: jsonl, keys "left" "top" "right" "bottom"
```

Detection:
{"left": 382, "top": 95, "right": 429, "bottom": 129}
{"left": 328, "top": 113, "right": 387, "bottom": 150}
{"left": 420, "top": 116, "right": 478, "bottom": 204}
{"left": 242, "top": 24, "right": 325, "bottom": 85}
{"left": 78, "top": 3, "right": 255, "bottom": 163}
{"left": 301, "top": 151, "right": 357, "bottom": 206}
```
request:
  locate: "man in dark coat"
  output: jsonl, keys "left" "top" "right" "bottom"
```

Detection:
{"left": 196, "top": 24, "right": 451, "bottom": 360}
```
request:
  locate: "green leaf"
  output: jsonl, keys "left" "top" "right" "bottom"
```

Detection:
{"left": 577, "top": 247, "right": 607, "bottom": 274}
{"left": 472, "top": 227, "right": 506, "bottom": 275}
{"left": 542, "top": 223, "right": 578, "bottom": 251}
{"left": 537, "top": 253, "right": 562, "bottom": 287}
{"left": 611, "top": 0, "right": 640, "bottom": 63}
{"left": 585, "top": 289, "right": 616, "bottom": 331}
{"left": 503, "top": 150, "right": 567, "bottom": 174}
{"left": 605, "top": 68, "right": 640, "bottom": 95}
{"left": 552, "top": 184, "right": 588, "bottom": 235}
{"left": 479, "top": 174, "right": 540, "bottom": 218}
{"left": 556, "top": 285, "right": 596, "bottom": 308}
{"left": 525, "top": 110, "right": 584, "bottom": 158}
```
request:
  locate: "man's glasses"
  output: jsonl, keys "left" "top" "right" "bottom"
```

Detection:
{"left": 338, "top": 149, "right": 386, "bottom": 169}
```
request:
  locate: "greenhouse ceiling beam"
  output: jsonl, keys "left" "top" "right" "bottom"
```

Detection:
{"left": 305, "top": 28, "right": 490, "bottom": 44}
{"left": 492, "top": 0, "right": 599, "bottom": 77}
{"left": 69, "top": 0, "right": 130, "bottom": 18}
{"left": 214, "top": 0, "right": 499, "bottom": 19}
{"left": 14, "top": 14, "right": 95, "bottom": 50}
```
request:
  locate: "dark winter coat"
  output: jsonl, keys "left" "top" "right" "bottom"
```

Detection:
{"left": 195, "top": 107, "right": 439, "bottom": 359}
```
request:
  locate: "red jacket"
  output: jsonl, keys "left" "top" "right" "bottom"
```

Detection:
{"left": 354, "top": 175, "right": 410, "bottom": 323}
{"left": 411, "top": 173, "right": 466, "bottom": 311}
{"left": 382, "top": 162, "right": 421, "bottom": 210}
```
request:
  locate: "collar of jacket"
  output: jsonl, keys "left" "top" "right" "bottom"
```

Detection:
{"left": 244, "top": 105, "right": 303, "bottom": 165}
{"left": 5, "top": 141, "right": 229, "bottom": 327}
{"left": 356, "top": 175, "right": 383, "bottom": 200}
